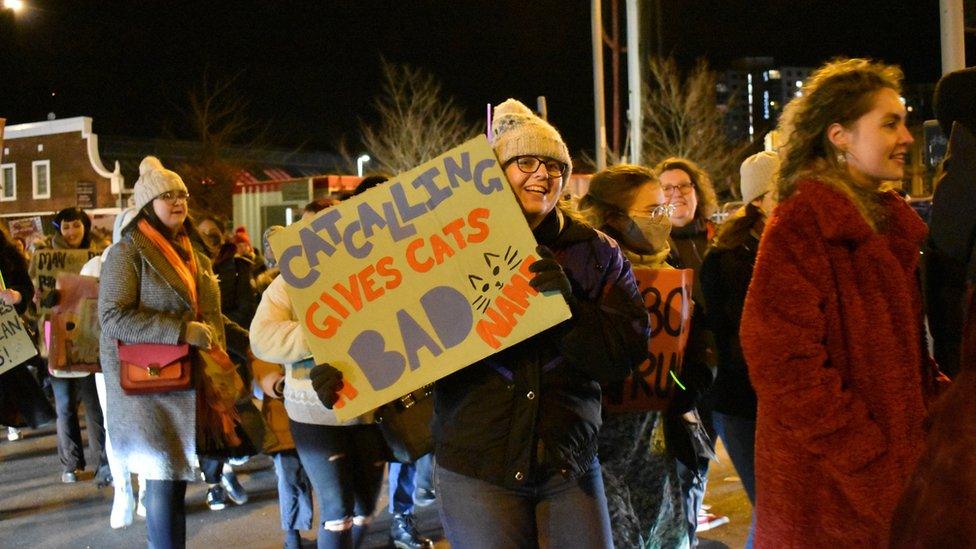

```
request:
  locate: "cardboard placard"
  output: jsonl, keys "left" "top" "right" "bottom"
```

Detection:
{"left": 30, "top": 249, "right": 99, "bottom": 314}
{"left": 270, "top": 136, "right": 572, "bottom": 420}
{"left": 0, "top": 303, "right": 38, "bottom": 376}
{"left": 49, "top": 274, "right": 101, "bottom": 372}
{"left": 603, "top": 268, "right": 694, "bottom": 412}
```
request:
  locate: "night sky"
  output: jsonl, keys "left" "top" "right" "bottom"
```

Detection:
{"left": 1, "top": 0, "right": 970, "bottom": 159}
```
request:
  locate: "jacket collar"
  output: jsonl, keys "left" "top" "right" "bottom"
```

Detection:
{"left": 129, "top": 228, "right": 197, "bottom": 311}
{"left": 792, "top": 179, "right": 925, "bottom": 247}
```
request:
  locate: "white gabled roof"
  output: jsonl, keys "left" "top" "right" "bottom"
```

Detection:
{"left": 5, "top": 117, "right": 93, "bottom": 139}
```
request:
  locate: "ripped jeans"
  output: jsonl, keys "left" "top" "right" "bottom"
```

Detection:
{"left": 289, "top": 420, "right": 386, "bottom": 549}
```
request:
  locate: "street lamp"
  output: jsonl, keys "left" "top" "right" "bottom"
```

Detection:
{"left": 3, "top": 0, "right": 24, "bottom": 13}
{"left": 356, "top": 154, "right": 370, "bottom": 177}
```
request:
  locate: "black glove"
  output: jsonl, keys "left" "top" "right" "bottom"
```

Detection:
{"left": 529, "top": 245, "right": 576, "bottom": 307}
{"left": 309, "top": 362, "right": 344, "bottom": 409}
{"left": 40, "top": 289, "right": 61, "bottom": 309}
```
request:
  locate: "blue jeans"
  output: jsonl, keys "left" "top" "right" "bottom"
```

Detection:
{"left": 290, "top": 420, "right": 386, "bottom": 549}
{"left": 388, "top": 453, "right": 434, "bottom": 514}
{"left": 435, "top": 459, "right": 613, "bottom": 549}
{"left": 713, "top": 411, "right": 756, "bottom": 549}
{"left": 51, "top": 375, "right": 106, "bottom": 474}
{"left": 274, "top": 450, "right": 314, "bottom": 531}
{"left": 145, "top": 479, "right": 187, "bottom": 549}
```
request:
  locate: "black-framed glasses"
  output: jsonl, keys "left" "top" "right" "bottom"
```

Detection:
{"left": 661, "top": 182, "right": 695, "bottom": 196}
{"left": 157, "top": 191, "right": 189, "bottom": 204}
{"left": 509, "top": 156, "right": 567, "bottom": 178}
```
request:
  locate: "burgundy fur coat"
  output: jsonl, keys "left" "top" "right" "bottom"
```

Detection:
{"left": 740, "top": 179, "right": 936, "bottom": 548}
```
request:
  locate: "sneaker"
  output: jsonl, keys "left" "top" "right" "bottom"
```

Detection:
{"left": 206, "top": 484, "right": 227, "bottom": 511}
{"left": 412, "top": 487, "right": 436, "bottom": 507}
{"left": 221, "top": 469, "right": 249, "bottom": 505}
{"left": 61, "top": 470, "right": 78, "bottom": 483}
{"left": 7, "top": 426, "right": 22, "bottom": 441}
{"left": 696, "top": 512, "right": 730, "bottom": 532}
{"left": 227, "top": 455, "right": 250, "bottom": 467}
{"left": 390, "top": 513, "right": 433, "bottom": 549}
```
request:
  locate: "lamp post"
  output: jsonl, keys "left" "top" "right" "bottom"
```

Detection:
{"left": 356, "top": 154, "right": 370, "bottom": 177}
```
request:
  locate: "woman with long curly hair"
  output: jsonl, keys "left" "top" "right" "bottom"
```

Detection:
{"left": 739, "top": 58, "right": 942, "bottom": 547}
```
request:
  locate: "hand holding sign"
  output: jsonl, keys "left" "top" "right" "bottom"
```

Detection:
{"left": 310, "top": 362, "right": 344, "bottom": 409}
{"left": 528, "top": 245, "right": 576, "bottom": 309}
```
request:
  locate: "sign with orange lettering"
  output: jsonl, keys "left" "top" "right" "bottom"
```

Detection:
{"left": 603, "top": 268, "right": 694, "bottom": 412}
{"left": 270, "top": 136, "right": 572, "bottom": 420}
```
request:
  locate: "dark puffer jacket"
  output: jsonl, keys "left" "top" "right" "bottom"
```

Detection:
{"left": 433, "top": 209, "right": 650, "bottom": 489}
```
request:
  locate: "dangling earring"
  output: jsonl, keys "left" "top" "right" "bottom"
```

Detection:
{"left": 836, "top": 151, "right": 847, "bottom": 165}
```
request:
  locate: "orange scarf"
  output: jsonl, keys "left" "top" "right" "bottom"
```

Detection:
{"left": 138, "top": 219, "right": 242, "bottom": 449}
{"left": 138, "top": 219, "right": 199, "bottom": 311}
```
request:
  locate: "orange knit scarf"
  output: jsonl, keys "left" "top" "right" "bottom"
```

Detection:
{"left": 138, "top": 219, "right": 198, "bottom": 311}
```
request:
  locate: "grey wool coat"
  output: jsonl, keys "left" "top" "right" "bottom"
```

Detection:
{"left": 98, "top": 227, "right": 226, "bottom": 481}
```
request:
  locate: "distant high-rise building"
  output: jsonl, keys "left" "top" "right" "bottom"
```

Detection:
{"left": 718, "top": 57, "right": 812, "bottom": 143}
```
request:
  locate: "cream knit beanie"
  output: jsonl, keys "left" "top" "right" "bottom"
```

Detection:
{"left": 740, "top": 151, "right": 779, "bottom": 204}
{"left": 133, "top": 156, "right": 188, "bottom": 212}
{"left": 491, "top": 98, "right": 572, "bottom": 181}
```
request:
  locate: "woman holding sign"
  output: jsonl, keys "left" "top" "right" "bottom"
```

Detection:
{"left": 99, "top": 157, "right": 244, "bottom": 549}
{"left": 578, "top": 164, "right": 712, "bottom": 548}
{"left": 739, "top": 59, "right": 941, "bottom": 547}
{"left": 309, "top": 99, "right": 650, "bottom": 548}
{"left": 39, "top": 207, "right": 109, "bottom": 485}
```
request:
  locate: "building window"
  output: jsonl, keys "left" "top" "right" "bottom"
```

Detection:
{"left": 1, "top": 163, "right": 15, "bottom": 202}
{"left": 33, "top": 160, "right": 51, "bottom": 199}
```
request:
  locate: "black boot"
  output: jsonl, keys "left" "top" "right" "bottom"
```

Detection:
{"left": 390, "top": 513, "right": 433, "bottom": 549}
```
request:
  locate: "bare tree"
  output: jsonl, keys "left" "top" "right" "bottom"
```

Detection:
{"left": 360, "top": 61, "right": 480, "bottom": 174}
{"left": 641, "top": 57, "right": 747, "bottom": 195}
{"left": 173, "top": 71, "right": 271, "bottom": 221}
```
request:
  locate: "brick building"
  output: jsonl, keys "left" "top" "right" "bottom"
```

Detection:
{"left": 0, "top": 117, "right": 124, "bottom": 221}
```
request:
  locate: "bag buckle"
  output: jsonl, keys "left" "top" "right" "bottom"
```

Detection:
{"left": 400, "top": 393, "right": 416, "bottom": 409}
{"left": 147, "top": 363, "right": 161, "bottom": 377}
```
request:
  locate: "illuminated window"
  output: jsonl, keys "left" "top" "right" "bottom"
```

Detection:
{"left": 33, "top": 160, "right": 51, "bottom": 199}
{"left": 1, "top": 163, "right": 15, "bottom": 201}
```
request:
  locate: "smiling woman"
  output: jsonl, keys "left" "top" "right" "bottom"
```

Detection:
{"left": 739, "top": 58, "right": 941, "bottom": 547}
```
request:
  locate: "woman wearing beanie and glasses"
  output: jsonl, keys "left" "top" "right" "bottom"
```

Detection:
{"left": 739, "top": 59, "right": 942, "bottom": 547}
{"left": 698, "top": 151, "right": 779, "bottom": 548}
{"left": 98, "top": 156, "right": 245, "bottom": 548}
{"left": 424, "top": 99, "right": 647, "bottom": 548}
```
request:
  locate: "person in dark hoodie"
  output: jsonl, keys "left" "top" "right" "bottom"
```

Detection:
{"left": 309, "top": 98, "right": 650, "bottom": 548}
{"left": 889, "top": 66, "right": 975, "bottom": 548}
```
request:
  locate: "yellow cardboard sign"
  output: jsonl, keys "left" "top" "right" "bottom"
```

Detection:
{"left": 270, "top": 136, "right": 572, "bottom": 420}
{"left": 30, "top": 249, "right": 99, "bottom": 314}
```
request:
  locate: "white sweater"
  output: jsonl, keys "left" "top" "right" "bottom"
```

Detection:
{"left": 250, "top": 276, "right": 366, "bottom": 426}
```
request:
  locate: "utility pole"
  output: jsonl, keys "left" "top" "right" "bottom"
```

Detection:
{"left": 626, "top": 0, "right": 642, "bottom": 165}
{"left": 592, "top": 0, "right": 608, "bottom": 171}
{"left": 940, "top": 0, "right": 966, "bottom": 74}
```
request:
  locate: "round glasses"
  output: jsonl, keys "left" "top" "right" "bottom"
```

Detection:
{"left": 661, "top": 182, "right": 695, "bottom": 196}
{"left": 509, "top": 156, "right": 567, "bottom": 178}
{"left": 157, "top": 191, "right": 189, "bottom": 204}
{"left": 629, "top": 204, "right": 675, "bottom": 219}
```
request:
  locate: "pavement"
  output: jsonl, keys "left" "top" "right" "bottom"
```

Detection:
{"left": 0, "top": 416, "right": 752, "bottom": 548}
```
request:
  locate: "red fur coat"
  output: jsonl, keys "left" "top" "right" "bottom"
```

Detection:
{"left": 740, "top": 179, "right": 935, "bottom": 548}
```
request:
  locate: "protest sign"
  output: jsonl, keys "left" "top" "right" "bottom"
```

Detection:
{"left": 603, "top": 268, "right": 694, "bottom": 412}
{"left": 8, "top": 217, "right": 43, "bottom": 248}
{"left": 30, "top": 249, "right": 99, "bottom": 314}
{"left": 270, "top": 136, "right": 572, "bottom": 421}
{"left": 0, "top": 267, "right": 38, "bottom": 376}
{"left": 49, "top": 274, "right": 101, "bottom": 372}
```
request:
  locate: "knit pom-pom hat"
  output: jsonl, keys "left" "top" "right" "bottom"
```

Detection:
{"left": 491, "top": 98, "right": 572, "bottom": 181}
{"left": 133, "top": 156, "right": 188, "bottom": 212}
{"left": 740, "top": 151, "right": 780, "bottom": 204}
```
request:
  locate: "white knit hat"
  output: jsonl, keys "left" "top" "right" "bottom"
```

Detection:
{"left": 491, "top": 98, "right": 572, "bottom": 180}
{"left": 133, "top": 156, "right": 188, "bottom": 212}
{"left": 739, "top": 151, "right": 779, "bottom": 204}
